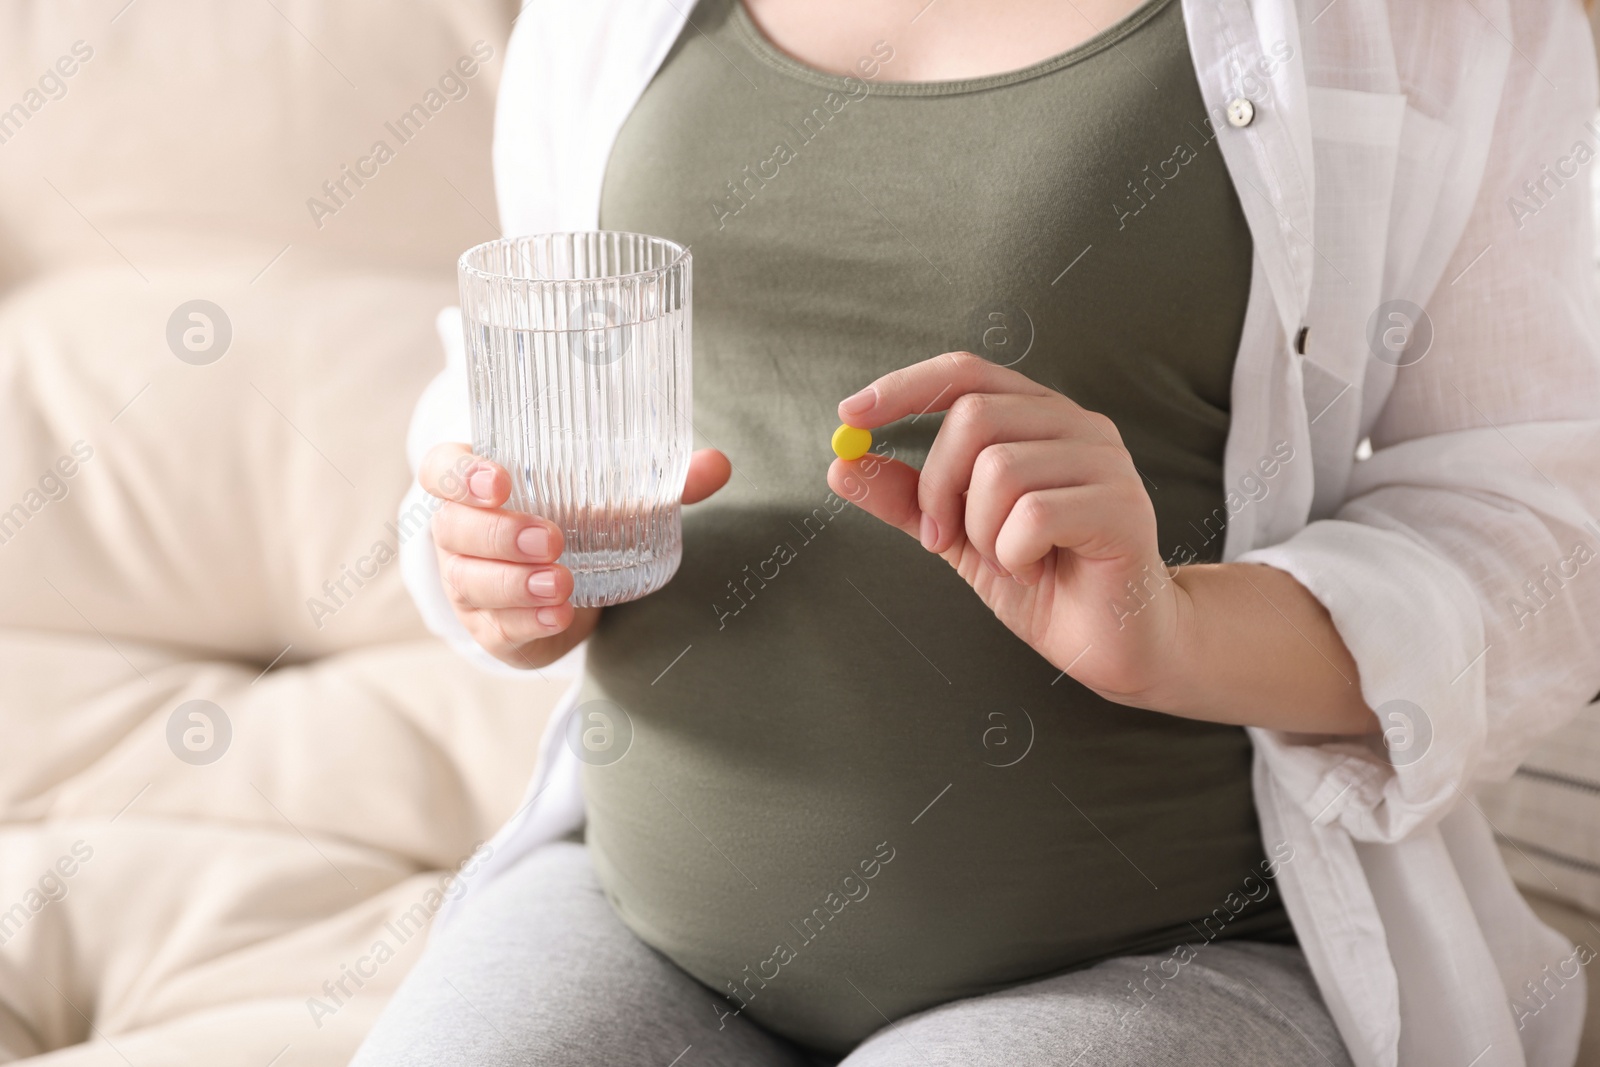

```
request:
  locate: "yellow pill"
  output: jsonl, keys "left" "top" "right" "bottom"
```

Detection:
{"left": 832, "top": 423, "right": 873, "bottom": 461}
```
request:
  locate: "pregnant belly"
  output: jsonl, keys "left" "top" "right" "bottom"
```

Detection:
{"left": 578, "top": 512, "right": 1289, "bottom": 1052}
{"left": 585, "top": 735, "right": 1286, "bottom": 1049}
{"left": 580, "top": 687, "right": 1289, "bottom": 1053}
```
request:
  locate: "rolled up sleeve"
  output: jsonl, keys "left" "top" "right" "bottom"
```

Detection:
{"left": 1241, "top": 0, "right": 1600, "bottom": 843}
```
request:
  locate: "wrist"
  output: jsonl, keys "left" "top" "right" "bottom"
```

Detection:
{"left": 1097, "top": 563, "right": 1204, "bottom": 714}
{"left": 1111, "top": 561, "right": 1378, "bottom": 735}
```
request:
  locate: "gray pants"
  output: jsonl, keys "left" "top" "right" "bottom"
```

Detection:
{"left": 351, "top": 842, "right": 1351, "bottom": 1066}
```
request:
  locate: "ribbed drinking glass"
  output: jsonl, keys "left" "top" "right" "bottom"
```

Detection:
{"left": 458, "top": 232, "right": 692, "bottom": 608}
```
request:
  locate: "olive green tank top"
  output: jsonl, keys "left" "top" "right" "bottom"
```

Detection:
{"left": 585, "top": 0, "right": 1289, "bottom": 1051}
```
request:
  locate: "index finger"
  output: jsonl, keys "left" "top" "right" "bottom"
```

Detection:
{"left": 837, "top": 351, "right": 1055, "bottom": 429}
{"left": 420, "top": 442, "right": 509, "bottom": 507}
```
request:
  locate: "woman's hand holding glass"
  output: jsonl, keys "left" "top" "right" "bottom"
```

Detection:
{"left": 422, "top": 442, "right": 731, "bottom": 669}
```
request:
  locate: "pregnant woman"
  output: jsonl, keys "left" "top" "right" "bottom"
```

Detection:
{"left": 355, "top": 0, "right": 1600, "bottom": 1064}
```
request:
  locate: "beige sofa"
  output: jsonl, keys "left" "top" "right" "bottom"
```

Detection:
{"left": 0, "top": 2, "right": 570, "bottom": 1063}
{"left": 0, "top": 2, "right": 1596, "bottom": 1064}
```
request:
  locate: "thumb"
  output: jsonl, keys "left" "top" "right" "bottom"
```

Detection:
{"left": 825, "top": 454, "right": 922, "bottom": 539}
{"left": 683, "top": 449, "right": 732, "bottom": 504}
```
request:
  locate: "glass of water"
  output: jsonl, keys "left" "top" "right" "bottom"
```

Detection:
{"left": 458, "top": 232, "right": 692, "bottom": 608}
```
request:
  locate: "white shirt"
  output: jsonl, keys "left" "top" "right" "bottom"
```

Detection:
{"left": 398, "top": 2, "right": 1600, "bottom": 1064}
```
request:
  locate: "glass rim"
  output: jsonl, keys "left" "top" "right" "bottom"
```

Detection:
{"left": 458, "top": 231, "right": 691, "bottom": 286}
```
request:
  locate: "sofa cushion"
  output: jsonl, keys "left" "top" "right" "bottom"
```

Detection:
{"left": 0, "top": 268, "right": 486, "bottom": 661}
{"left": 0, "top": 0, "right": 509, "bottom": 285}
{"left": 0, "top": 0, "right": 513, "bottom": 662}
{"left": 0, "top": 631, "right": 557, "bottom": 1064}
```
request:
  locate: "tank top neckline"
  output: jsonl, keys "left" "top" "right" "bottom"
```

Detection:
{"left": 728, "top": 0, "right": 1172, "bottom": 98}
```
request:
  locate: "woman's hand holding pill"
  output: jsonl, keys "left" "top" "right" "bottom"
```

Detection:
{"left": 827, "top": 353, "right": 1180, "bottom": 707}
{"left": 828, "top": 352, "right": 1374, "bottom": 733}
{"left": 422, "top": 442, "right": 731, "bottom": 669}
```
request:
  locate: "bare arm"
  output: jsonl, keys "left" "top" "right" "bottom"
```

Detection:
{"left": 1155, "top": 562, "right": 1375, "bottom": 734}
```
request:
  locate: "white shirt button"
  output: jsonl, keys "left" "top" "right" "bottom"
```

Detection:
{"left": 1226, "top": 97, "right": 1256, "bottom": 127}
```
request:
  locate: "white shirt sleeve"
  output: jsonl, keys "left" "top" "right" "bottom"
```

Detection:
{"left": 1241, "top": 2, "right": 1600, "bottom": 844}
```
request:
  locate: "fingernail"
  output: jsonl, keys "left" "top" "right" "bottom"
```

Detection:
{"left": 517, "top": 526, "right": 550, "bottom": 558}
{"left": 469, "top": 466, "right": 496, "bottom": 500}
{"left": 919, "top": 512, "right": 939, "bottom": 552}
{"left": 536, "top": 606, "right": 563, "bottom": 627}
{"left": 839, "top": 387, "right": 877, "bottom": 419}
{"left": 528, "top": 571, "right": 558, "bottom": 598}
